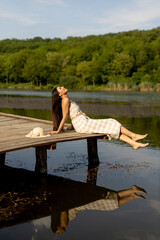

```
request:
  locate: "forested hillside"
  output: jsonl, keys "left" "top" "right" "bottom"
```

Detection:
{"left": 0, "top": 27, "right": 160, "bottom": 90}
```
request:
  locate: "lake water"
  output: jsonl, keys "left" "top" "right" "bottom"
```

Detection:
{"left": 0, "top": 90, "right": 160, "bottom": 240}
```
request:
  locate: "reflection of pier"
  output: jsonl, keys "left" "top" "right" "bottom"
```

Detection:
{"left": 0, "top": 164, "right": 146, "bottom": 234}
{"left": 0, "top": 163, "right": 107, "bottom": 228}
{"left": 0, "top": 113, "right": 106, "bottom": 173}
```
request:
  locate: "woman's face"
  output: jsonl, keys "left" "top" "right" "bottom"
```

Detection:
{"left": 57, "top": 86, "right": 68, "bottom": 96}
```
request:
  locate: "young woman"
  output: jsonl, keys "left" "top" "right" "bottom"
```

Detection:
{"left": 48, "top": 86, "right": 149, "bottom": 150}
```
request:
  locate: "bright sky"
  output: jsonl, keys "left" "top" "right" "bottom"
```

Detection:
{"left": 0, "top": 0, "right": 160, "bottom": 40}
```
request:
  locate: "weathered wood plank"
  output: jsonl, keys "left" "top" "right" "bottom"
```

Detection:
{"left": 0, "top": 119, "right": 35, "bottom": 127}
{"left": 0, "top": 123, "right": 51, "bottom": 135}
{"left": 0, "top": 132, "right": 105, "bottom": 154}
{"left": 1, "top": 130, "right": 102, "bottom": 145}
{"left": 0, "top": 117, "right": 14, "bottom": 122}
{"left": 0, "top": 120, "right": 50, "bottom": 126}
{"left": 0, "top": 112, "right": 53, "bottom": 124}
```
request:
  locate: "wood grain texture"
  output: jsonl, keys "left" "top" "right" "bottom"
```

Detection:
{"left": 0, "top": 112, "right": 106, "bottom": 154}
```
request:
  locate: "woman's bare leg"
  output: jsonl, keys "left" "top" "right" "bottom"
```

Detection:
{"left": 118, "top": 185, "right": 147, "bottom": 207}
{"left": 119, "top": 133, "right": 149, "bottom": 150}
{"left": 118, "top": 185, "right": 147, "bottom": 198}
{"left": 118, "top": 193, "right": 145, "bottom": 207}
{"left": 120, "top": 126, "right": 148, "bottom": 141}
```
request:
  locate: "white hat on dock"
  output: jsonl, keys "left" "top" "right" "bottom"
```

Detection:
{"left": 26, "top": 127, "right": 51, "bottom": 138}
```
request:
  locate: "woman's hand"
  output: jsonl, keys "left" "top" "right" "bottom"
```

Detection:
{"left": 47, "top": 130, "right": 59, "bottom": 134}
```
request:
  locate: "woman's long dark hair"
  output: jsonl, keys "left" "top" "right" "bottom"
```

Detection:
{"left": 52, "top": 88, "right": 62, "bottom": 131}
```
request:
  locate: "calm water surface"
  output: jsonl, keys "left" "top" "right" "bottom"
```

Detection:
{"left": 0, "top": 88, "right": 160, "bottom": 104}
{"left": 0, "top": 90, "right": 160, "bottom": 240}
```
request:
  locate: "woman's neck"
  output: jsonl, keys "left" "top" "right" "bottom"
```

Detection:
{"left": 61, "top": 94, "right": 68, "bottom": 99}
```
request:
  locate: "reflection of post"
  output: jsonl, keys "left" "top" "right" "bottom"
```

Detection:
{"left": 35, "top": 147, "right": 47, "bottom": 175}
{"left": 87, "top": 138, "right": 99, "bottom": 165}
{"left": 0, "top": 153, "right": 5, "bottom": 167}
{"left": 87, "top": 163, "right": 99, "bottom": 185}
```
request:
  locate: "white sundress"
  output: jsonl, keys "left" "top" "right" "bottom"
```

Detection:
{"left": 69, "top": 100, "right": 121, "bottom": 140}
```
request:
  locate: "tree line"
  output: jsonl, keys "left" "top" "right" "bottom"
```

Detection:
{"left": 0, "top": 27, "right": 160, "bottom": 90}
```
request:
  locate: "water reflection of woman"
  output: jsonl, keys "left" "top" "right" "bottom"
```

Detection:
{"left": 51, "top": 185, "right": 146, "bottom": 234}
{"left": 48, "top": 87, "right": 149, "bottom": 150}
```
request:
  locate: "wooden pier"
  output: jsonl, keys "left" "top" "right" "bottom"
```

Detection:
{"left": 0, "top": 112, "right": 106, "bottom": 174}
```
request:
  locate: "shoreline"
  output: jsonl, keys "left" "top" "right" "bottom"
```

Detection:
{"left": 0, "top": 83, "right": 160, "bottom": 92}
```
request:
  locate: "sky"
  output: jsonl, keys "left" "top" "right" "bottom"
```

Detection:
{"left": 0, "top": 0, "right": 160, "bottom": 40}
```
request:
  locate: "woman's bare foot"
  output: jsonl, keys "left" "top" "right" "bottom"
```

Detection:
{"left": 131, "top": 185, "right": 147, "bottom": 194}
{"left": 133, "top": 142, "right": 149, "bottom": 150}
{"left": 132, "top": 133, "right": 148, "bottom": 142}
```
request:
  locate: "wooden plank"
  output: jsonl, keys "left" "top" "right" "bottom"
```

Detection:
{"left": 0, "top": 133, "right": 105, "bottom": 154}
{"left": 0, "top": 117, "right": 14, "bottom": 122}
{"left": 0, "top": 119, "right": 51, "bottom": 128}
{"left": 0, "top": 120, "right": 52, "bottom": 139}
{"left": 0, "top": 132, "right": 104, "bottom": 149}
{"left": 0, "top": 122, "right": 51, "bottom": 128}
{"left": 0, "top": 112, "right": 53, "bottom": 124}
{"left": 0, "top": 119, "right": 34, "bottom": 127}
{"left": 0, "top": 123, "right": 51, "bottom": 134}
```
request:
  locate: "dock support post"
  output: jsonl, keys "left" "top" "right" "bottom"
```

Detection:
{"left": 0, "top": 153, "right": 5, "bottom": 167}
{"left": 87, "top": 162, "right": 99, "bottom": 185}
{"left": 87, "top": 138, "right": 99, "bottom": 165}
{"left": 35, "top": 147, "right": 47, "bottom": 175}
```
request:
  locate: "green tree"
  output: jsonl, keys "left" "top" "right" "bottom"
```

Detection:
{"left": 99, "top": 51, "right": 115, "bottom": 84}
{"left": 112, "top": 53, "right": 134, "bottom": 77}
{"left": 59, "top": 75, "right": 79, "bottom": 88}
{"left": 0, "top": 56, "right": 5, "bottom": 83}
{"left": 46, "top": 52, "right": 67, "bottom": 84}
{"left": 8, "top": 51, "right": 28, "bottom": 83}
{"left": 76, "top": 61, "right": 92, "bottom": 85}
{"left": 3, "top": 55, "right": 13, "bottom": 86}
{"left": 90, "top": 55, "right": 101, "bottom": 86}
{"left": 23, "top": 50, "right": 48, "bottom": 86}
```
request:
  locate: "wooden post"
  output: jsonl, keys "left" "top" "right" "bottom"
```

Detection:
{"left": 0, "top": 153, "right": 5, "bottom": 167}
{"left": 87, "top": 162, "right": 99, "bottom": 185}
{"left": 87, "top": 138, "right": 99, "bottom": 165}
{"left": 35, "top": 147, "right": 47, "bottom": 175}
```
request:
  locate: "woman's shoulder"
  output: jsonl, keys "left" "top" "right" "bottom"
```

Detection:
{"left": 61, "top": 97, "right": 70, "bottom": 107}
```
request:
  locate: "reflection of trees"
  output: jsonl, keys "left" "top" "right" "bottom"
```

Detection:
{"left": 0, "top": 164, "right": 146, "bottom": 234}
